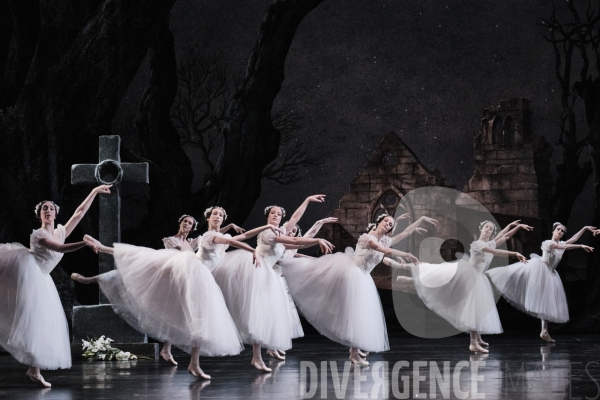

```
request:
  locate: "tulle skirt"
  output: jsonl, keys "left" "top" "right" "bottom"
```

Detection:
{"left": 279, "top": 275, "right": 304, "bottom": 339}
{"left": 101, "top": 243, "right": 243, "bottom": 356}
{"left": 212, "top": 249, "right": 294, "bottom": 350}
{"left": 487, "top": 257, "right": 569, "bottom": 323}
{"left": 279, "top": 252, "right": 389, "bottom": 352}
{"left": 410, "top": 259, "right": 503, "bottom": 334}
{"left": 0, "top": 244, "right": 71, "bottom": 369}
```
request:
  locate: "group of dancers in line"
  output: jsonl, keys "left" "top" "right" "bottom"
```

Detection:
{"left": 0, "top": 184, "right": 597, "bottom": 388}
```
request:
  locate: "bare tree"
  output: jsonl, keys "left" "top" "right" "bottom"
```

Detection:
{"left": 540, "top": 0, "right": 600, "bottom": 314}
{"left": 169, "top": 46, "right": 319, "bottom": 187}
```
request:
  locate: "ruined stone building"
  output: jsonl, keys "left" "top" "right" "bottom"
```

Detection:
{"left": 318, "top": 98, "right": 553, "bottom": 289}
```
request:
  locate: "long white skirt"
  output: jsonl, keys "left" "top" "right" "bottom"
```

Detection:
{"left": 100, "top": 243, "right": 243, "bottom": 356}
{"left": 212, "top": 249, "right": 294, "bottom": 350}
{"left": 0, "top": 244, "right": 71, "bottom": 369}
{"left": 279, "top": 253, "right": 389, "bottom": 352}
{"left": 487, "top": 257, "right": 569, "bottom": 323}
{"left": 410, "top": 259, "right": 503, "bottom": 334}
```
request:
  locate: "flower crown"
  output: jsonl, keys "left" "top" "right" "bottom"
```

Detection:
{"left": 264, "top": 205, "right": 286, "bottom": 218}
{"left": 178, "top": 214, "right": 198, "bottom": 231}
{"left": 34, "top": 201, "right": 60, "bottom": 218}
{"left": 204, "top": 206, "right": 228, "bottom": 221}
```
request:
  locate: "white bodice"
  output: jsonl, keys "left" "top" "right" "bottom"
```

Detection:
{"left": 196, "top": 231, "right": 231, "bottom": 271}
{"left": 352, "top": 234, "right": 391, "bottom": 274}
{"left": 468, "top": 240, "right": 496, "bottom": 273}
{"left": 540, "top": 240, "right": 566, "bottom": 270}
{"left": 256, "top": 227, "right": 286, "bottom": 269}
{"left": 30, "top": 224, "right": 66, "bottom": 274}
{"left": 162, "top": 235, "right": 200, "bottom": 253}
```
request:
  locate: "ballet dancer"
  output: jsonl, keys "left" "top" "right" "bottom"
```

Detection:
{"left": 0, "top": 185, "right": 111, "bottom": 387}
{"left": 487, "top": 222, "right": 595, "bottom": 342}
{"left": 212, "top": 195, "right": 335, "bottom": 372}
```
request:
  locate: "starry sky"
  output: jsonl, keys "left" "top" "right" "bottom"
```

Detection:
{"left": 120, "top": 0, "right": 595, "bottom": 231}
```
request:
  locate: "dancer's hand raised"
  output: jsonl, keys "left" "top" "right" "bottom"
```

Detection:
{"left": 230, "top": 224, "right": 246, "bottom": 234}
{"left": 268, "top": 225, "right": 285, "bottom": 236}
{"left": 93, "top": 185, "right": 112, "bottom": 195}
{"left": 307, "top": 194, "right": 326, "bottom": 203}
{"left": 416, "top": 227, "right": 427, "bottom": 235}
{"left": 581, "top": 245, "right": 594, "bottom": 253}
{"left": 317, "top": 239, "right": 334, "bottom": 254}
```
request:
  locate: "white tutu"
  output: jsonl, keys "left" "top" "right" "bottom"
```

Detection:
{"left": 0, "top": 225, "right": 71, "bottom": 369}
{"left": 279, "top": 252, "right": 389, "bottom": 352}
{"left": 212, "top": 249, "right": 294, "bottom": 350}
{"left": 410, "top": 240, "right": 502, "bottom": 334}
{"left": 487, "top": 240, "right": 569, "bottom": 323}
{"left": 101, "top": 243, "right": 243, "bottom": 356}
{"left": 275, "top": 250, "right": 304, "bottom": 339}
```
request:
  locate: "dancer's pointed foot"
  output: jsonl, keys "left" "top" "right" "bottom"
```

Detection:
{"left": 70, "top": 273, "right": 95, "bottom": 285}
{"left": 349, "top": 348, "right": 368, "bottom": 358}
{"left": 26, "top": 371, "right": 51, "bottom": 388}
{"left": 540, "top": 331, "right": 556, "bottom": 343}
{"left": 251, "top": 359, "right": 272, "bottom": 373}
{"left": 266, "top": 350, "right": 285, "bottom": 361}
{"left": 349, "top": 355, "right": 369, "bottom": 366}
{"left": 476, "top": 335, "right": 489, "bottom": 347}
{"left": 469, "top": 340, "right": 489, "bottom": 353}
{"left": 188, "top": 366, "right": 210, "bottom": 380}
{"left": 278, "top": 350, "right": 286, "bottom": 356}
{"left": 160, "top": 351, "right": 178, "bottom": 366}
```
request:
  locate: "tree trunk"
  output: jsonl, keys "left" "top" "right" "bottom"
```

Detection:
{"left": 197, "top": 0, "right": 325, "bottom": 223}
{"left": 125, "top": 18, "right": 193, "bottom": 247}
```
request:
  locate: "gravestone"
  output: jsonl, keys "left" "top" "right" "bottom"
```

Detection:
{"left": 70, "top": 136, "right": 156, "bottom": 357}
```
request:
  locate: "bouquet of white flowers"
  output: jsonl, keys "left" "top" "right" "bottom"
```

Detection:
{"left": 81, "top": 336, "right": 138, "bottom": 361}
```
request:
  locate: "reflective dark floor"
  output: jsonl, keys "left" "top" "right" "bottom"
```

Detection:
{"left": 1, "top": 332, "right": 599, "bottom": 399}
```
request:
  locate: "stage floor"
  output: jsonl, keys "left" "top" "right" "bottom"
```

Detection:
{"left": 1, "top": 332, "right": 599, "bottom": 399}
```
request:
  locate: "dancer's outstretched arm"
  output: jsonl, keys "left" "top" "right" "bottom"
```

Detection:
{"left": 565, "top": 226, "right": 596, "bottom": 244}
{"left": 481, "top": 247, "right": 527, "bottom": 262}
{"left": 212, "top": 236, "right": 262, "bottom": 266}
{"left": 38, "top": 238, "right": 90, "bottom": 253}
{"left": 284, "top": 194, "right": 326, "bottom": 231}
{"left": 493, "top": 220, "right": 520, "bottom": 242}
{"left": 63, "top": 185, "right": 112, "bottom": 237}
{"left": 495, "top": 223, "right": 533, "bottom": 246}
{"left": 390, "top": 216, "right": 438, "bottom": 246}
{"left": 83, "top": 235, "right": 114, "bottom": 255}
{"left": 220, "top": 224, "right": 246, "bottom": 234}
{"left": 303, "top": 217, "right": 337, "bottom": 238}
{"left": 231, "top": 224, "right": 283, "bottom": 241}
{"left": 275, "top": 236, "right": 334, "bottom": 254}
{"left": 367, "top": 240, "right": 419, "bottom": 265}
{"left": 550, "top": 242, "right": 594, "bottom": 252}
{"left": 383, "top": 257, "right": 412, "bottom": 271}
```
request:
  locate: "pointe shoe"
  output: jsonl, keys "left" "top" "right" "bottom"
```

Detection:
{"left": 278, "top": 350, "right": 286, "bottom": 356}
{"left": 476, "top": 335, "right": 489, "bottom": 347}
{"left": 469, "top": 340, "right": 489, "bottom": 353}
{"left": 160, "top": 351, "right": 178, "bottom": 366}
{"left": 540, "top": 332, "right": 556, "bottom": 343}
{"left": 349, "top": 356, "right": 369, "bottom": 366}
{"left": 349, "top": 348, "right": 368, "bottom": 358}
{"left": 188, "top": 367, "right": 211, "bottom": 380}
{"left": 251, "top": 360, "right": 272, "bottom": 373}
{"left": 266, "top": 350, "right": 285, "bottom": 361}
{"left": 26, "top": 372, "right": 51, "bottom": 388}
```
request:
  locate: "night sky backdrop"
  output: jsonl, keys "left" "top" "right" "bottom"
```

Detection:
{"left": 116, "top": 0, "right": 593, "bottom": 231}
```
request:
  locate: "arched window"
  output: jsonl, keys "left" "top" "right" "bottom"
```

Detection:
{"left": 504, "top": 115, "right": 515, "bottom": 145}
{"left": 492, "top": 116, "right": 503, "bottom": 145}
{"left": 372, "top": 189, "right": 401, "bottom": 224}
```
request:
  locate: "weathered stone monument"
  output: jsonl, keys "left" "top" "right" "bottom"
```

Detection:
{"left": 70, "top": 136, "right": 157, "bottom": 356}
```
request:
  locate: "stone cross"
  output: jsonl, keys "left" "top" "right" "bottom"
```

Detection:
{"left": 71, "top": 135, "right": 149, "bottom": 304}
